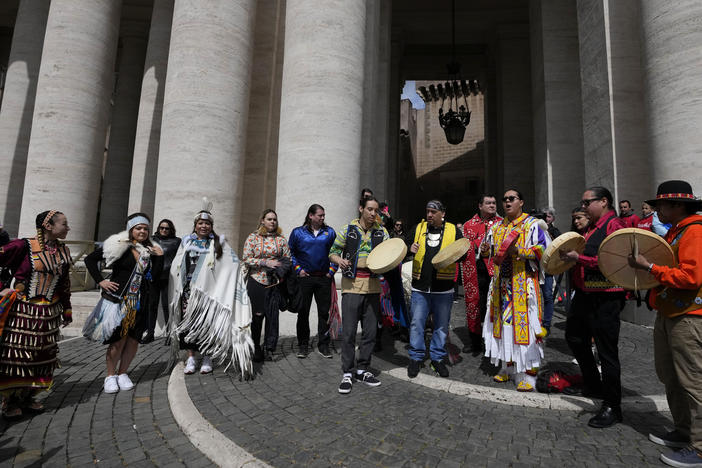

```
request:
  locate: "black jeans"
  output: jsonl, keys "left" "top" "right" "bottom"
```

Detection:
{"left": 297, "top": 275, "right": 332, "bottom": 347}
{"left": 341, "top": 293, "right": 380, "bottom": 374}
{"left": 247, "top": 279, "right": 279, "bottom": 351}
{"left": 566, "top": 290, "right": 625, "bottom": 407}
{"left": 147, "top": 276, "right": 169, "bottom": 335}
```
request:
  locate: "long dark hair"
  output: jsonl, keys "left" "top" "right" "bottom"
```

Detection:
{"left": 127, "top": 212, "right": 153, "bottom": 247}
{"left": 192, "top": 218, "right": 222, "bottom": 259}
{"left": 302, "top": 204, "right": 326, "bottom": 229}
{"left": 587, "top": 186, "right": 614, "bottom": 209}
{"left": 153, "top": 218, "right": 176, "bottom": 238}
{"left": 35, "top": 210, "right": 64, "bottom": 248}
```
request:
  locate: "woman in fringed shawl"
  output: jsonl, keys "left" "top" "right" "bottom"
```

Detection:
{"left": 482, "top": 189, "right": 550, "bottom": 392}
{"left": 167, "top": 200, "right": 253, "bottom": 378}
{"left": 0, "top": 210, "right": 72, "bottom": 419}
{"left": 83, "top": 213, "right": 163, "bottom": 394}
{"left": 242, "top": 209, "right": 291, "bottom": 362}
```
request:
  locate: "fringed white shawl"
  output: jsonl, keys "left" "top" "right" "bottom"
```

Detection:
{"left": 166, "top": 234, "right": 253, "bottom": 377}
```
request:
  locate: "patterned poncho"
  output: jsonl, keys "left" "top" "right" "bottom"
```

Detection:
{"left": 483, "top": 214, "right": 549, "bottom": 372}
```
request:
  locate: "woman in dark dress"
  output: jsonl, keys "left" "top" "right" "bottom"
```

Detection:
{"left": 83, "top": 213, "right": 163, "bottom": 393}
{"left": 0, "top": 210, "right": 72, "bottom": 419}
{"left": 141, "top": 219, "right": 180, "bottom": 344}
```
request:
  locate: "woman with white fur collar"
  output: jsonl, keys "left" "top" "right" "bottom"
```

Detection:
{"left": 83, "top": 213, "right": 163, "bottom": 394}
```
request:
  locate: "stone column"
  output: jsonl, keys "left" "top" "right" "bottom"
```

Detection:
{"left": 375, "top": 1, "right": 392, "bottom": 206}
{"left": 360, "top": 0, "right": 380, "bottom": 198}
{"left": 18, "top": 0, "right": 121, "bottom": 239}
{"left": 530, "top": 0, "right": 585, "bottom": 225}
{"left": 387, "top": 39, "right": 402, "bottom": 215}
{"left": 0, "top": 0, "right": 50, "bottom": 237}
{"left": 97, "top": 22, "right": 148, "bottom": 239}
{"left": 237, "top": 0, "right": 285, "bottom": 247}
{"left": 577, "top": 0, "right": 650, "bottom": 206}
{"left": 640, "top": 1, "right": 702, "bottom": 193}
{"left": 153, "top": 0, "right": 256, "bottom": 242}
{"left": 276, "top": 0, "right": 367, "bottom": 233}
{"left": 128, "top": 0, "right": 174, "bottom": 217}
{"left": 497, "top": 27, "right": 534, "bottom": 206}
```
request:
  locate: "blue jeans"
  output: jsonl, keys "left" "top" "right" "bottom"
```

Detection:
{"left": 409, "top": 291, "right": 454, "bottom": 362}
{"left": 542, "top": 275, "right": 554, "bottom": 328}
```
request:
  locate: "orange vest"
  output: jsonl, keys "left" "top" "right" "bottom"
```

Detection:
{"left": 654, "top": 222, "right": 702, "bottom": 318}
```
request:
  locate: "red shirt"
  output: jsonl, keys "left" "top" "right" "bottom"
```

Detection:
{"left": 637, "top": 214, "right": 653, "bottom": 231}
{"left": 571, "top": 210, "right": 626, "bottom": 290}
{"left": 619, "top": 212, "right": 640, "bottom": 228}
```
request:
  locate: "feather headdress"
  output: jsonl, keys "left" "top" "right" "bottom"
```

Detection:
{"left": 194, "top": 197, "right": 214, "bottom": 224}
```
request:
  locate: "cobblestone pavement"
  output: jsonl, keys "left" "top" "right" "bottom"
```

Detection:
{"left": 381, "top": 299, "right": 664, "bottom": 398}
{"left": 0, "top": 337, "right": 211, "bottom": 468}
{"left": 0, "top": 299, "right": 671, "bottom": 468}
{"left": 185, "top": 302, "right": 672, "bottom": 467}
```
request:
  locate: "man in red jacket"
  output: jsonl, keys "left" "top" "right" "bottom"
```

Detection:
{"left": 628, "top": 180, "right": 702, "bottom": 468}
{"left": 618, "top": 199, "right": 640, "bottom": 228}
{"left": 460, "top": 195, "right": 501, "bottom": 353}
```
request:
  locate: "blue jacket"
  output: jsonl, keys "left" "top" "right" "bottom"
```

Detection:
{"left": 288, "top": 225, "right": 338, "bottom": 276}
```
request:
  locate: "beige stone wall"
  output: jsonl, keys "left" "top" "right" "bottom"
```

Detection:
{"left": 403, "top": 84, "right": 486, "bottom": 223}
{"left": 413, "top": 89, "right": 485, "bottom": 179}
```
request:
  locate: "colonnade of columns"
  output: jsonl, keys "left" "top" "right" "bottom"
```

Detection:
{"left": 0, "top": 0, "right": 700, "bottom": 242}
{"left": 530, "top": 0, "right": 702, "bottom": 217}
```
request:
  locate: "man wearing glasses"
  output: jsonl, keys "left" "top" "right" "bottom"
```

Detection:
{"left": 559, "top": 187, "right": 626, "bottom": 428}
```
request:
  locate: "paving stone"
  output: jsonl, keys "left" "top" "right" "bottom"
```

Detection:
{"left": 0, "top": 337, "right": 209, "bottom": 467}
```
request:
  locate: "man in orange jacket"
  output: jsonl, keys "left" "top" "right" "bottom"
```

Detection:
{"left": 628, "top": 180, "right": 702, "bottom": 468}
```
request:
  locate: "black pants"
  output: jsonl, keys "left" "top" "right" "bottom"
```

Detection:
{"left": 297, "top": 275, "right": 332, "bottom": 347}
{"left": 147, "top": 276, "right": 170, "bottom": 336}
{"left": 341, "top": 293, "right": 380, "bottom": 373}
{"left": 247, "top": 279, "right": 279, "bottom": 351}
{"left": 566, "top": 290, "right": 625, "bottom": 407}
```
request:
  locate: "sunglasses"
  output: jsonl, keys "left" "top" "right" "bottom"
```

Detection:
{"left": 580, "top": 198, "right": 601, "bottom": 207}
{"left": 158, "top": 226, "right": 171, "bottom": 230}
{"left": 502, "top": 196, "right": 520, "bottom": 203}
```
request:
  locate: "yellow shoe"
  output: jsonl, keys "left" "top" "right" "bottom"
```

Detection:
{"left": 536, "top": 327, "right": 548, "bottom": 339}
{"left": 517, "top": 381, "right": 534, "bottom": 392}
{"left": 493, "top": 373, "right": 511, "bottom": 383}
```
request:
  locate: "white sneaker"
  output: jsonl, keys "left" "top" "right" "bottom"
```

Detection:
{"left": 104, "top": 375, "right": 119, "bottom": 394}
{"left": 184, "top": 356, "right": 197, "bottom": 374}
{"left": 200, "top": 356, "right": 213, "bottom": 374}
{"left": 117, "top": 373, "right": 134, "bottom": 391}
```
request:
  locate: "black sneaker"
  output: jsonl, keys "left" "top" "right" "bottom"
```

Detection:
{"left": 648, "top": 430, "right": 690, "bottom": 449}
{"left": 430, "top": 360, "right": 449, "bottom": 378}
{"left": 407, "top": 360, "right": 421, "bottom": 378}
{"left": 317, "top": 345, "right": 333, "bottom": 359}
{"left": 252, "top": 345, "right": 264, "bottom": 363}
{"left": 297, "top": 345, "right": 309, "bottom": 359}
{"left": 338, "top": 375, "right": 353, "bottom": 394}
{"left": 355, "top": 371, "right": 381, "bottom": 387}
